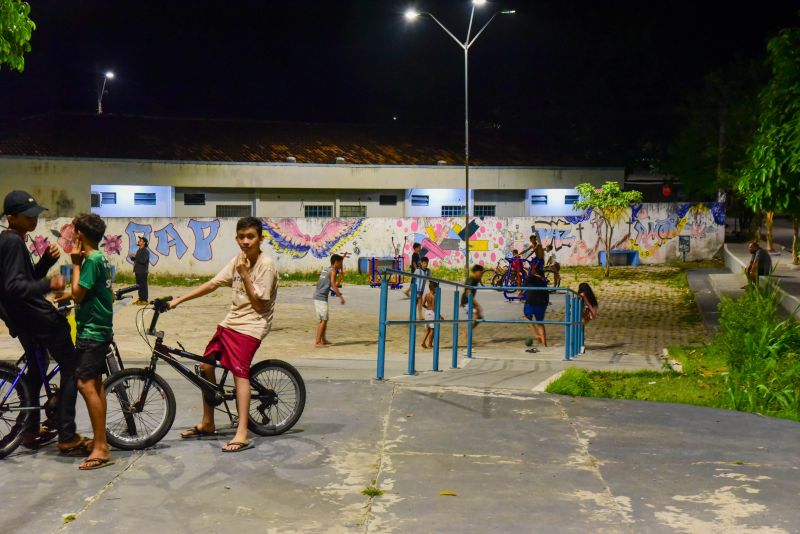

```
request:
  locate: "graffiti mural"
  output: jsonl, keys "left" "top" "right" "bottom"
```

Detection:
{"left": 26, "top": 203, "right": 723, "bottom": 276}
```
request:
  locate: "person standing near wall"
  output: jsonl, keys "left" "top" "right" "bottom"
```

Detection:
{"left": 129, "top": 237, "right": 150, "bottom": 305}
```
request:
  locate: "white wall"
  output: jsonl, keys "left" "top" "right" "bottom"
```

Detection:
{"left": 174, "top": 188, "right": 255, "bottom": 217}
{"left": 405, "top": 188, "right": 471, "bottom": 217}
{"left": 91, "top": 185, "right": 173, "bottom": 218}
{"left": 526, "top": 188, "right": 580, "bottom": 217}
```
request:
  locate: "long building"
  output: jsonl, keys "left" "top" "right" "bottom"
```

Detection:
{"left": 0, "top": 113, "right": 624, "bottom": 218}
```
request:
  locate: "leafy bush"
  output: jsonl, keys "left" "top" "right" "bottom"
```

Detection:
{"left": 716, "top": 281, "right": 800, "bottom": 420}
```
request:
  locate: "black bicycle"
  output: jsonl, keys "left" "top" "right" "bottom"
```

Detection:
{"left": 0, "top": 285, "right": 139, "bottom": 459}
{"left": 104, "top": 297, "right": 306, "bottom": 450}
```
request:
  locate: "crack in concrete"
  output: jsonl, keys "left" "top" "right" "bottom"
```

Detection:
{"left": 54, "top": 451, "right": 146, "bottom": 533}
{"left": 550, "top": 396, "right": 636, "bottom": 531}
{"left": 361, "top": 383, "right": 397, "bottom": 533}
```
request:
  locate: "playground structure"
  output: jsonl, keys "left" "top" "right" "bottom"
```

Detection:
{"left": 368, "top": 256, "right": 405, "bottom": 289}
{"left": 374, "top": 269, "right": 585, "bottom": 379}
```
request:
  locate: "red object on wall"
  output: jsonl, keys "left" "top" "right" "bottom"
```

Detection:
{"left": 662, "top": 183, "right": 672, "bottom": 197}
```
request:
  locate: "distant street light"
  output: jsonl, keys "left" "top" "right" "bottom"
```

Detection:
{"left": 404, "top": 2, "right": 513, "bottom": 281}
{"left": 97, "top": 71, "right": 115, "bottom": 114}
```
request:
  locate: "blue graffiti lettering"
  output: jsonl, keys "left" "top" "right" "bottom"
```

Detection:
{"left": 154, "top": 223, "right": 189, "bottom": 259}
{"left": 187, "top": 219, "right": 221, "bottom": 261}
{"left": 124, "top": 222, "right": 157, "bottom": 266}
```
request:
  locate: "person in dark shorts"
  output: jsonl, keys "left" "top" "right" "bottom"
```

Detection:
{"left": 68, "top": 213, "right": 115, "bottom": 470}
{"left": 129, "top": 236, "right": 150, "bottom": 304}
{"left": 460, "top": 265, "right": 485, "bottom": 343}
{"left": 523, "top": 265, "right": 549, "bottom": 351}
{"left": 0, "top": 190, "right": 88, "bottom": 455}
{"left": 746, "top": 241, "right": 772, "bottom": 286}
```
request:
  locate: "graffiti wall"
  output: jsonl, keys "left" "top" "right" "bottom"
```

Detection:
{"left": 27, "top": 203, "right": 724, "bottom": 276}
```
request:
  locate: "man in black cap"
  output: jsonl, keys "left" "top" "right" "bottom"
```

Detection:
{"left": 0, "top": 190, "right": 90, "bottom": 454}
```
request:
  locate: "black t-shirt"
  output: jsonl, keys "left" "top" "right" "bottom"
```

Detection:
{"left": 460, "top": 276, "right": 480, "bottom": 307}
{"left": 524, "top": 273, "right": 549, "bottom": 307}
{"left": 410, "top": 252, "right": 420, "bottom": 271}
{"left": 133, "top": 248, "right": 150, "bottom": 273}
{"left": 0, "top": 231, "right": 62, "bottom": 336}
{"left": 749, "top": 248, "right": 772, "bottom": 276}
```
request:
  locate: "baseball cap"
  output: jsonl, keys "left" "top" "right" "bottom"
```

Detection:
{"left": 2, "top": 190, "right": 48, "bottom": 217}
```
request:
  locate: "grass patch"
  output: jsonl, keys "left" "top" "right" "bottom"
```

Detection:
{"left": 361, "top": 485, "right": 384, "bottom": 497}
{"left": 115, "top": 272, "right": 213, "bottom": 287}
{"left": 548, "top": 281, "right": 800, "bottom": 422}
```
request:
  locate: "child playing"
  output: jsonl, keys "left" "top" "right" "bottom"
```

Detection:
{"left": 170, "top": 217, "right": 279, "bottom": 453}
{"left": 414, "top": 256, "right": 431, "bottom": 316}
{"left": 69, "top": 213, "right": 115, "bottom": 469}
{"left": 578, "top": 282, "right": 598, "bottom": 354}
{"left": 460, "top": 265, "right": 485, "bottom": 340}
{"left": 544, "top": 244, "right": 561, "bottom": 287}
{"left": 313, "top": 254, "right": 345, "bottom": 348}
{"left": 403, "top": 242, "right": 422, "bottom": 298}
{"left": 421, "top": 281, "right": 439, "bottom": 349}
{"left": 523, "top": 264, "right": 549, "bottom": 352}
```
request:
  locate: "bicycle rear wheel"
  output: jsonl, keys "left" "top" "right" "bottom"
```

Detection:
{"left": 0, "top": 363, "right": 33, "bottom": 459}
{"left": 247, "top": 360, "right": 306, "bottom": 436}
{"left": 105, "top": 368, "right": 176, "bottom": 450}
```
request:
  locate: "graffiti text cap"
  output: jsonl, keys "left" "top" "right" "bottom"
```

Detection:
{"left": 2, "top": 190, "right": 48, "bottom": 217}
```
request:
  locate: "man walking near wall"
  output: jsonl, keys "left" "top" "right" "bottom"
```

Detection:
{"left": 130, "top": 237, "right": 150, "bottom": 304}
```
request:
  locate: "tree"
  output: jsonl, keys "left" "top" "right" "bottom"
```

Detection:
{"left": 0, "top": 0, "right": 35, "bottom": 73}
{"left": 739, "top": 28, "right": 800, "bottom": 264}
{"left": 573, "top": 181, "right": 643, "bottom": 277}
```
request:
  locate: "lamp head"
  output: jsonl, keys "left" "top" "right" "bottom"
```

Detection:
{"left": 404, "top": 8, "right": 420, "bottom": 21}
{"left": 105, "top": 71, "right": 115, "bottom": 79}
{"left": 472, "top": 0, "right": 488, "bottom": 6}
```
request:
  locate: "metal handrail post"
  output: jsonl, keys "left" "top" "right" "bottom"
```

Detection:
{"left": 452, "top": 289, "right": 460, "bottom": 369}
{"left": 432, "top": 285, "right": 442, "bottom": 371}
{"left": 578, "top": 297, "right": 585, "bottom": 354}
{"left": 466, "top": 290, "right": 474, "bottom": 358}
{"left": 377, "top": 275, "right": 389, "bottom": 379}
{"left": 407, "top": 278, "right": 418, "bottom": 375}
{"left": 572, "top": 295, "right": 579, "bottom": 358}
{"left": 564, "top": 293, "right": 572, "bottom": 361}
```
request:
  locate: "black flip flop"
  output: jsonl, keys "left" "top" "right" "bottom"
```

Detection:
{"left": 180, "top": 426, "right": 218, "bottom": 439}
{"left": 79, "top": 457, "right": 116, "bottom": 471}
{"left": 222, "top": 441, "right": 254, "bottom": 453}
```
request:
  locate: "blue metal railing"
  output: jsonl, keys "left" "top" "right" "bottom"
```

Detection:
{"left": 375, "top": 269, "right": 585, "bottom": 379}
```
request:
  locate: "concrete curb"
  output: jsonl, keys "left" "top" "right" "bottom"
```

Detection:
{"left": 723, "top": 244, "right": 800, "bottom": 320}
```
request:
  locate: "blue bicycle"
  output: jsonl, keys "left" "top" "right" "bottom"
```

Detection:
{"left": 0, "top": 286, "right": 137, "bottom": 459}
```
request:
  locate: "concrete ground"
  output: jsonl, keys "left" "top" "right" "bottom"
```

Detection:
{"left": 2, "top": 269, "right": 799, "bottom": 532}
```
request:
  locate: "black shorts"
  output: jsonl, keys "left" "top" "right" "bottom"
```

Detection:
{"left": 75, "top": 338, "right": 110, "bottom": 380}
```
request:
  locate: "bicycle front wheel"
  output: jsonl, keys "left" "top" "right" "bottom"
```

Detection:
{"left": 248, "top": 360, "right": 306, "bottom": 436}
{"left": 0, "top": 363, "right": 32, "bottom": 459}
{"left": 105, "top": 368, "right": 176, "bottom": 450}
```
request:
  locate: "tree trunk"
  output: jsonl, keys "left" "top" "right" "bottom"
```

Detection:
{"left": 753, "top": 211, "right": 763, "bottom": 242}
{"left": 604, "top": 221, "right": 612, "bottom": 278}
{"left": 765, "top": 211, "right": 774, "bottom": 252}
{"left": 793, "top": 217, "right": 799, "bottom": 265}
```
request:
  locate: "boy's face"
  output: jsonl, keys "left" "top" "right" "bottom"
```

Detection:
{"left": 6, "top": 213, "right": 37, "bottom": 233}
{"left": 421, "top": 260, "right": 429, "bottom": 269}
{"left": 334, "top": 259, "right": 343, "bottom": 269}
{"left": 471, "top": 269, "right": 483, "bottom": 280}
{"left": 236, "top": 226, "right": 263, "bottom": 255}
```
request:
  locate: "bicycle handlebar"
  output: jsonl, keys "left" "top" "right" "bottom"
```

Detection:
{"left": 147, "top": 296, "right": 173, "bottom": 336}
{"left": 114, "top": 284, "right": 140, "bottom": 301}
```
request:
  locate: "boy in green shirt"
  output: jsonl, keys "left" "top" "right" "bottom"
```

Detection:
{"left": 68, "top": 213, "right": 114, "bottom": 470}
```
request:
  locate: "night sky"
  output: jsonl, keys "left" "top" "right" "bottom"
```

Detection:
{"left": 1, "top": 0, "right": 798, "bottom": 163}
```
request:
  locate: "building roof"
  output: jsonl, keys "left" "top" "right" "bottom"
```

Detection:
{"left": 0, "top": 113, "right": 618, "bottom": 167}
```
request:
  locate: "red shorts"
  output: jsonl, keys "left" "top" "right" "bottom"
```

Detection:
{"left": 204, "top": 325, "right": 261, "bottom": 379}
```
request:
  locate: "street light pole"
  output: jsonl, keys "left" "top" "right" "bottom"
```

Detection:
{"left": 97, "top": 71, "right": 115, "bottom": 114}
{"left": 405, "top": 2, "right": 513, "bottom": 281}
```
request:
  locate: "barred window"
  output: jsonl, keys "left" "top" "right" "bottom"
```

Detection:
{"left": 473, "top": 205, "right": 496, "bottom": 217}
{"left": 339, "top": 205, "right": 366, "bottom": 217}
{"left": 216, "top": 205, "right": 252, "bottom": 217}
{"left": 101, "top": 192, "right": 117, "bottom": 205}
{"left": 134, "top": 193, "right": 157, "bottom": 206}
{"left": 304, "top": 205, "right": 333, "bottom": 218}
{"left": 441, "top": 205, "right": 466, "bottom": 217}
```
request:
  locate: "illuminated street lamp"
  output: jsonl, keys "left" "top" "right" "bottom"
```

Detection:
{"left": 97, "top": 71, "right": 115, "bottom": 114}
{"left": 404, "top": 2, "right": 513, "bottom": 280}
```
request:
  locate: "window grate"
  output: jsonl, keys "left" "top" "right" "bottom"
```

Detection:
{"left": 134, "top": 193, "right": 157, "bottom": 206}
{"left": 411, "top": 195, "right": 430, "bottom": 206}
{"left": 339, "top": 205, "right": 366, "bottom": 217}
{"left": 441, "top": 205, "right": 466, "bottom": 217}
{"left": 564, "top": 194, "right": 580, "bottom": 205}
{"left": 101, "top": 192, "right": 117, "bottom": 205}
{"left": 304, "top": 205, "right": 333, "bottom": 218}
{"left": 379, "top": 195, "right": 397, "bottom": 206}
{"left": 473, "top": 205, "right": 496, "bottom": 217}
{"left": 216, "top": 205, "right": 252, "bottom": 217}
{"left": 530, "top": 195, "right": 548, "bottom": 205}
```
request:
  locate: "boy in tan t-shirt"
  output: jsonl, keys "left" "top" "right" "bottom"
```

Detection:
{"left": 170, "top": 217, "right": 277, "bottom": 452}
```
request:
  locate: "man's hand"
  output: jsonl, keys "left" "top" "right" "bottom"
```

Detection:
{"left": 50, "top": 275, "right": 66, "bottom": 292}
{"left": 43, "top": 242, "right": 60, "bottom": 261}
{"left": 169, "top": 299, "right": 180, "bottom": 310}
{"left": 339, "top": 295, "right": 346, "bottom": 305}
{"left": 53, "top": 292, "right": 73, "bottom": 304}
{"left": 235, "top": 252, "right": 250, "bottom": 276}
